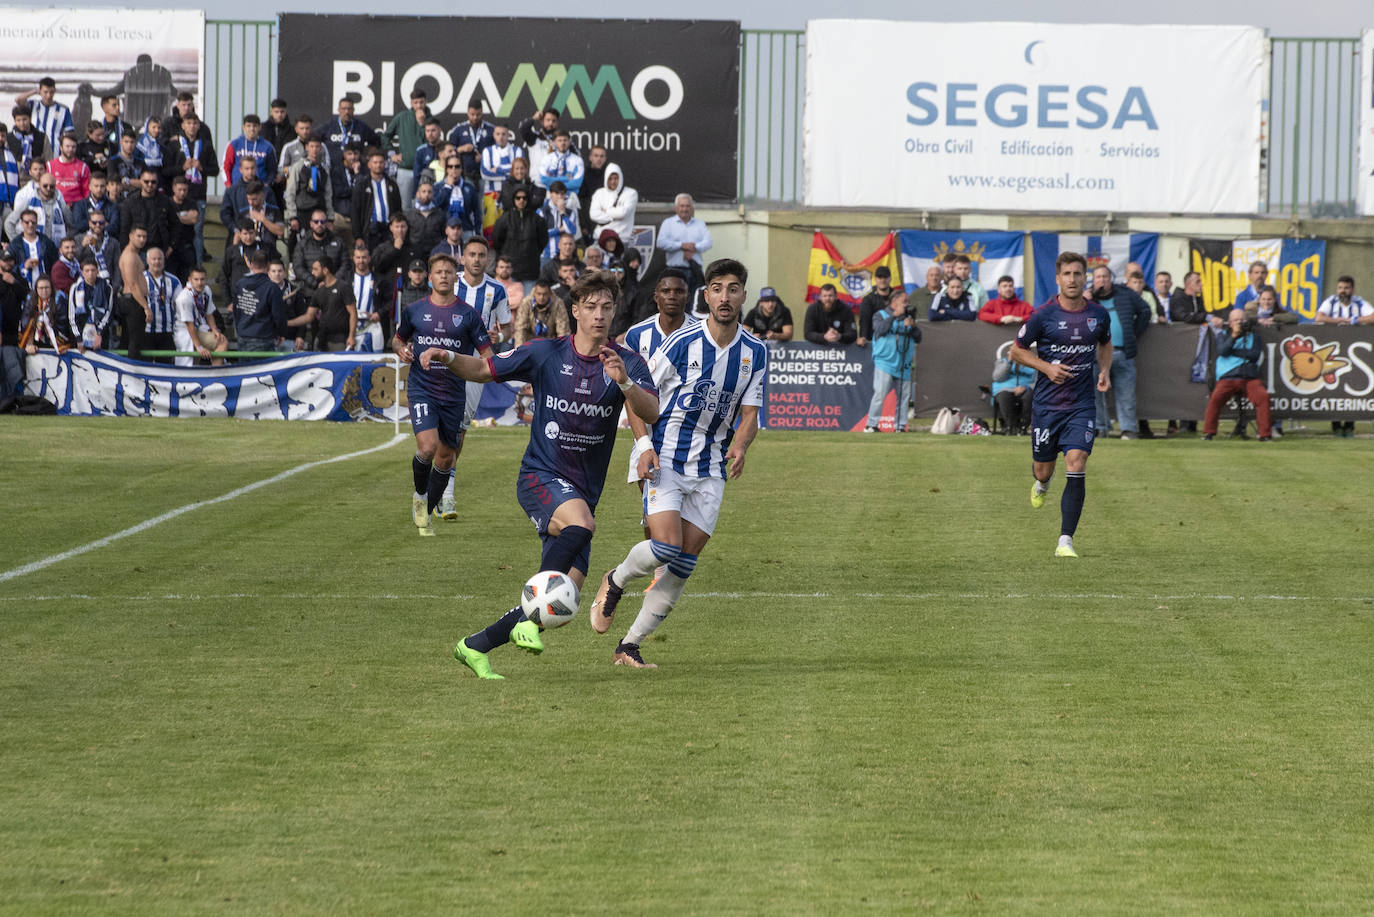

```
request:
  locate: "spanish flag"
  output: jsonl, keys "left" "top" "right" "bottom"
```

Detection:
{"left": 806, "top": 232, "right": 902, "bottom": 308}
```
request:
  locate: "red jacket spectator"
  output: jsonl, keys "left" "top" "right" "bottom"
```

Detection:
{"left": 978, "top": 293, "right": 1033, "bottom": 325}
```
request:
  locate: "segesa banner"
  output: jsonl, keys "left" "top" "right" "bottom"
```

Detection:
{"left": 278, "top": 15, "right": 740, "bottom": 203}
{"left": 804, "top": 21, "right": 1265, "bottom": 213}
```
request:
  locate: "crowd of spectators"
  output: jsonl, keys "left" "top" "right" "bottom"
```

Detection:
{"left": 0, "top": 77, "right": 723, "bottom": 376}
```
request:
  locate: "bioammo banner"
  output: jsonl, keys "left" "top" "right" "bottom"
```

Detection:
{"left": 0, "top": 9, "right": 203, "bottom": 133}
{"left": 1187, "top": 238, "right": 1326, "bottom": 321}
{"left": 764, "top": 343, "right": 873, "bottom": 430}
{"left": 278, "top": 15, "right": 740, "bottom": 203}
{"left": 23, "top": 350, "right": 400, "bottom": 420}
{"left": 1360, "top": 30, "right": 1374, "bottom": 216}
{"left": 804, "top": 21, "right": 1265, "bottom": 213}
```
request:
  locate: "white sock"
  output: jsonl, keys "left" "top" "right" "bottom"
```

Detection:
{"left": 625, "top": 570, "right": 688, "bottom": 645}
{"left": 614, "top": 540, "right": 666, "bottom": 588}
{"left": 1034, "top": 479, "right": 1049, "bottom": 494}
{"left": 443, "top": 474, "right": 455, "bottom": 500}
{"left": 1058, "top": 534, "right": 1073, "bottom": 547}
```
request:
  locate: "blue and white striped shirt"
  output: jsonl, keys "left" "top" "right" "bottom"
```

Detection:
{"left": 624, "top": 312, "right": 698, "bottom": 364}
{"left": 29, "top": 99, "right": 74, "bottom": 152}
{"left": 144, "top": 270, "right": 183, "bottom": 334}
{"left": 649, "top": 323, "right": 768, "bottom": 480}
{"left": 455, "top": 273, "right": 511, "bottom": 334}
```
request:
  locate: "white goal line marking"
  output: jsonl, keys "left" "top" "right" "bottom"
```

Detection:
{"left": 0, "top": 589, "right": 1368, "bottom": 604}
{"left": 0, "top": 433, "right": 408, "bottom": 585}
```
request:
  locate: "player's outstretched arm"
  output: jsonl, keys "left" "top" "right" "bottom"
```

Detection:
{"left": 418, "top": 347, "right": 493, "bottom": 383}
{"left": 725, "top": 405, "right": 760, "bottom": 480}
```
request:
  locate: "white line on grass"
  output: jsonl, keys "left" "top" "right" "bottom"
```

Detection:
{"left": 1, "top": 590, "right": 1369, "bottom": 604}
{"left": 0, "top": 433, "right": 408, "bottom": 584}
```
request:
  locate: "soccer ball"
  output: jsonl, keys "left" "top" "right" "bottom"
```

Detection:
{"left": 521, "top": 570, "right": 580, "bottom": 629}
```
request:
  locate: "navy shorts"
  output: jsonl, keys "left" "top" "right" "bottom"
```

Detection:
{"left": 408, "top": 393, "right": 467, "bottom": 449}
{"left": 516, "top": 471, "right": 594, "bottom": 572}
{"left": 1031, "top": 408, "right": 1096, "bottom": 462}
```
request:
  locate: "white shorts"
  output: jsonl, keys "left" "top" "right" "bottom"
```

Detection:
{"left": 643, "top": 465, "right": 725, "bottom": 535}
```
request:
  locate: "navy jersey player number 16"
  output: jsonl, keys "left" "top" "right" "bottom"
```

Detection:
{"left": 1008, "top": 251, "right": 1111, "bottom": 559}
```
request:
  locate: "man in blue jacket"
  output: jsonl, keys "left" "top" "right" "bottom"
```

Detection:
{"left": 1089, "top": 265, "right": 1151, "bottom": 439}
{"left": 864, "top": 290, "right": 921, "bottom": 433}
{"left": 1202, "top": 309, "right": 1272, "bottom": 441}
{"left": 231, "top": 249, "right": 286, "bottom": 352}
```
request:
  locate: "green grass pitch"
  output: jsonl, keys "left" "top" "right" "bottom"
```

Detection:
{"left": 1, "top": 418, "right": 1372, "bottom": 914}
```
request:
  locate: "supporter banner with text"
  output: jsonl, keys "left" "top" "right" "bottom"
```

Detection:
{"left": 278, "top": 15, "right": 739, "bottom": 203}
{"left": 763, "top": 343, "right": 873, "bottom": 430}
{"left": 1030, "top": 232, "right": 1158, "bottom": 306}
{"left": 911, "top": 323, "right": 1374, "bottom": 421}
{"left": 0, "top": 9, "right": 203, "bottom": 132}
{"left": 1187, "top": 238, "right": 1326, "bottom": 321}
{"left": 1361, "top": 30, "right": 1374, "bottom": 216}
{"left": 805, "top": 233, "right": 901, "bottom": 307}
{"left": 804, "top": 21, "right": 1264, "bottom": 213}
{"left": 898, "top": 231, "right": 1025, "bottom": 298}
{"left": 23, "top": 350, "right": 400, "bottom": 421}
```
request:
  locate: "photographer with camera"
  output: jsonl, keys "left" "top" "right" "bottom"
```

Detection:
{"left": 1202, "top": 308, "right": 1272, "bottom": 442}
{"left": 864, "top": 290, "right": 921, "bottom": 433}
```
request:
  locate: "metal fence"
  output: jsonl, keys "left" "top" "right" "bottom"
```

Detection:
{"left": 1267, "top": 38, "right": 1361, "bottom": 217}
{"left": 201, "top": 22, "right": 1363, "bottom": 216}
{"left": 204, "top": 20, "right": 277, "bottom": 198}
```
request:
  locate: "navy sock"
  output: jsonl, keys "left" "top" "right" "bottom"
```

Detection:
{"left": 1061, "top": 472, "right": 1085, "bottom": 536}
{"left": 465, "top": 607, "right": 524, "bottom": 653}
{"left": 540, "top": 525, "right": 593, "bottom": 574}
{"left": 412, "top": 453, "right": 432, "bottom": 495}
{"left": 427, "top": 465, "right": 454, "bottom": 514}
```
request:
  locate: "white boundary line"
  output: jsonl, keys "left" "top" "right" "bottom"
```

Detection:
{"left": 0, "top": 433, "right": 408, "bottom": 585}
{"left": 0, "top": 590, "right": 1368, "bottom": 604}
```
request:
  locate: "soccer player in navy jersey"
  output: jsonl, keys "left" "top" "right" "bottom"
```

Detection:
{"left": 1008, "top": 251, "right": 1112, "bottom": 558}
{"left": 392, "top": 253, "right": 494, "bottom": 537}
{"left": 418, "top": 271, "right": 660, "bottom": 680}
{"left": 590, "top": 258, "right": 768, "bottom": 668}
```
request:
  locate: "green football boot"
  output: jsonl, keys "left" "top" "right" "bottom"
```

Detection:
{"left": 455, "top": 639, "right": 504, "bottom": 680}
{"left": 509, "top": 619, "right": 544, "bottom": 655}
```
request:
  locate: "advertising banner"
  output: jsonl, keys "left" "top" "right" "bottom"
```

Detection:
{"left": 1186, "top": 238, "right": 1326, "bottom": 321}
{"left": 1360, "top": 30, "right": 1374, "bottom": 216}
{"left": 278, "top": 15, "right": 740, "bottom": 204}
{"left": 1029, "top": 232, "right": 1158, "bottom": 306}
{"left": 898, "top": 231, "right": 1025, "bottom": 299}
{"left": 763, "top": 343, "right": 873, "bottom": 430}
{"left": 0, "top": 9, "right": 203, "bottom": 134}
{"left": 804, "top": 21, "right": 1264, "bottom": 213}
{"left": 804, "top": 233, "right": 901, "bottom": 307}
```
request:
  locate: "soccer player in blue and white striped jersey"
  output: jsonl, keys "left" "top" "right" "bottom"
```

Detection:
{"left": 621, "top": 267, "right": 695, "bottom": 496}
{"left": 590, "top": 258, "right": 768, "bottom": 668}
{"left": 19, "top": 78, "right": 74, "bottom": 155}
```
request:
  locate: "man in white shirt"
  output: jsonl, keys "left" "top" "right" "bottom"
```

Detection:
{"left": 656, "top": 193, "right": 713, "bottom": 297}
{"left": 1315, "top": 275, "right": 1373, "bottom": 325}
{"left": 173, "top": 265, "right": 227, "bottom": 366}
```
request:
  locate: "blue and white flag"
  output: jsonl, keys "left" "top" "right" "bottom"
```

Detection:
{"left": 897, "top": 231, "right": 1025, "bottom": 298}
{"left": 1031, "top": 232, "right": 1159, "bottom": 306}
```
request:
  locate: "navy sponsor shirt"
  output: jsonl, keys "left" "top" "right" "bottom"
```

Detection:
{"left": 397, "top": 296, "right": 491, "bottom": 405}
{"left": 488, "top": 336, "right": 656, "bottom": 506}
{"left": 1016, "top": 297, "right": 1111, "bottom": 415}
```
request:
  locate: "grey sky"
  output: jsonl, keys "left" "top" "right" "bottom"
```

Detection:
{"left": 67, "top": 0, "right": 1374, "bottom": 36}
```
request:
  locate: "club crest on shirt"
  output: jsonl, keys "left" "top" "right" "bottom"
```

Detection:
{"left": 1086, "top": 318, "right": 1098, "bottom": 331}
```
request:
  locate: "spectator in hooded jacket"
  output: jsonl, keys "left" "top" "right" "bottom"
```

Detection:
{"left": 864, "top": 290, "right": 921, "bottom": 433}
{"left": 589, "top": 163, "right": 637, "bottom": 244}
